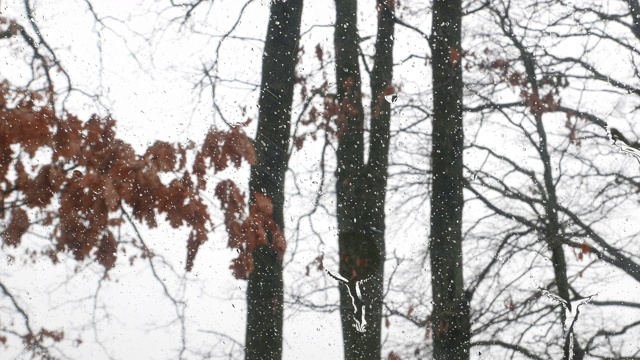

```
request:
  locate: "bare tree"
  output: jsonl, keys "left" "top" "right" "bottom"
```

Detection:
{"left": 330, "top": 0, "right": 395, "bottom": 358}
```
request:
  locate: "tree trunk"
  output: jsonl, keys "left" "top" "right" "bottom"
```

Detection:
{"left": 429, "top": 0, "right": 471, "bottom": 359}
{"left": 332, "top": 0, "right": 394, "bottom": 359}
{"left": 245, "top": 1, "right": 303, "bottom": 359}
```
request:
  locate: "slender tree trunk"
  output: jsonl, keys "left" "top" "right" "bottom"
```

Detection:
{"left": 429, "top": 0, "right": 470, "bottom": 359}
{"left": 245, "top": 1, "right": 303, "bottom": 359}
{"left": 504, "top": 14, "right": 585, "bottom": 358}
{"left": 332, "top": 0, "right": 394, "bottom": 359}
{"left": 537, "top": 92, "right": 584, "bottom": 360}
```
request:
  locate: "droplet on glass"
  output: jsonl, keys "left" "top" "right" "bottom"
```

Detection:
{"left": 384, "top": 93, "right": 398, "bottom": 104}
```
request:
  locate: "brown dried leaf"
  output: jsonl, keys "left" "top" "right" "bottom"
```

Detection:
{"left": 215, "top": 180, "right": 246, "bottom": 223}
{"left": 271, "top": 227, "right": 286, "bottom": 261}
{"left": 449, "top": 46, "right": 460, "bottom": 67}
{"left": 53, "top": 117, "right": 83, "bottom": 160}
{"left": 315, "top": 44, "right": 324, "bottom": 66}
{"left": 230, "top": 252, "right": 254, "bottom": 280}
{"left": 253, "top": 193, "right": 274, "bottom": 216}
{"left": 3, "top": 208, "right": 30, "bottom": 246}
{"left": 145, "top": 141, "right": 177, "bottom": 172}
{"left": 227, "top": 221, "right": 244, "bottom": 249}
{"left": 186, "top": 229, "right": 208, "bottom": 272}
{"left": 96, "top": 233, "right": 118, "bottom": 270}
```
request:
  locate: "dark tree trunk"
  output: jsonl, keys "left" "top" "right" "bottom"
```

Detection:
{"left": 245, "top": 1, "right": 303, "bottom": 359}
{"left": 429, "top": 0, "right": 471, "bottom": 359}
{"left": 332, "top": 0, "right": 394, "bottom": 359}
{"left": 626, "top": 0, "right": 640, "bottom": 39}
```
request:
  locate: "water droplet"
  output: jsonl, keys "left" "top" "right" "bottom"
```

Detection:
{"left": 384, "top": 94, "right": 398, "bottom": 104}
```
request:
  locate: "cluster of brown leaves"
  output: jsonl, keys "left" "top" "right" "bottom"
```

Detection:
{"left": 477, "top": 54, "right": 584, "bottom": 148}
{"left": 215, "top": 180, "right": 285, "bottom": 279}
{"left": 565, "top": 112, "right": 580, "bottom": 145}
{"left": 0, "top": 81, "right": 255, "bottom": 272}
{"left": 563, "top": 110, "right": 590, "bottom": 146}
{"left": 479, "top": 58, "right": 512, "bottom": 79}
{"left": 193, "top": 122, "right": 256, "bottom": 189}
{"left": 520, "top": 90, "right": 560, "bottom": 118}
{"left": 0, "top": 16, "right": 21, "bottom": 38}
{"left": 291, "top": 78, "right": 336, "bottom": 150}
{"left": 304, "top": 253, "right": 324, "bottom": 276}
{"left": 573, "top": 241, "right": 591, "bottom": 261}
{"left": 478, "top": 55, "right": 568, "bottom": 119}
{"left": 23, "top": 328, "right": 64, "bottom": 349}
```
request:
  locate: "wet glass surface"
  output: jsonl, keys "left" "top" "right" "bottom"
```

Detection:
{"left": 1, "top": 0, "right": 639, "bottom": 359}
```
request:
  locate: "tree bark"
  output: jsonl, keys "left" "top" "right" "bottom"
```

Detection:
{"left": 332, "top": 0, "right": 394, "bottom": 359}
{"left": 625, "top": 0, "right": 640, "bottom": 39}
{"left": 245, "top": 1, "right": 303, "bottom": 359}
{"left": 429, "top": 0, "right": 471, "bottom": 359}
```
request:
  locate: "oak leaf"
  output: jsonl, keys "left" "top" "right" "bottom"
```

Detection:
{"left": 449, "top": 46, "right": 460, "bottom": 67}
{"left": 3, "top": 208, "right": 30, "bottom": 247}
